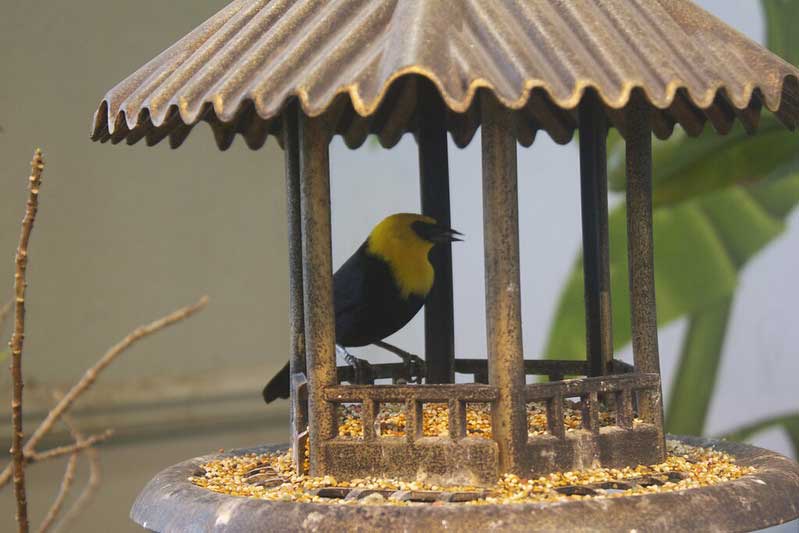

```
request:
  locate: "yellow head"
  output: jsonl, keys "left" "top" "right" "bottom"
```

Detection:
{"left": 366, "top": 213, "right": 462, "bottom": 299}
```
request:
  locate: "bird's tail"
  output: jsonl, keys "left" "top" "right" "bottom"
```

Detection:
{"left": 262, "top": 361, "right": 290, "bottom": 403}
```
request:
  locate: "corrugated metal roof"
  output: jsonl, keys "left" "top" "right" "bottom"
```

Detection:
{"left": 91, "top": 0, "right": 799, "bottom": 150}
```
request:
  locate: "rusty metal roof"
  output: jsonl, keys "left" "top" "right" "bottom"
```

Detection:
{"left": 91, "top": 0, "right": 799, "bottom": 150}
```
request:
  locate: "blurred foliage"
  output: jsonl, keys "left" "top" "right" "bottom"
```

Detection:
{"left": 545, "top": 0, "right": 799, "bottom": 449}
{"left": 723, "top": 414, "right": 799, "bottom": 457}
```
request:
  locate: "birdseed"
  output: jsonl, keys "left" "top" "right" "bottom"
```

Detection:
{"left": 336, "top": 400, "right": 640, "bottom": 439}
{"left": 189, "top": 440, "right": 754, "bottom": 505}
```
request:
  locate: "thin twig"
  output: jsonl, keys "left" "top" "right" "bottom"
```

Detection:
{"left": 36, "top": 452, "right": 78, "bottom": 533}
{"left": 54, "top": 416, "right": 101, "bottom": 533}
{"left": 10, "top": 148, "right": 44, "bottom": 533}
{"left": 0, "top": 295, "right": 208, "bottom": 489}
{"left": 0, "top": 298, "right": 12, "bottom": 335}
{"left": 28, "top": 430, "right": 113, "bottom": 464}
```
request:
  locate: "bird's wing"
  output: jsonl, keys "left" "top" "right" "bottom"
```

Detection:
{"left": 333, "top": 245, "right": 374, "bottom": 345}
{"left": 333, "top": 255, "right": 367, "bottom": 317}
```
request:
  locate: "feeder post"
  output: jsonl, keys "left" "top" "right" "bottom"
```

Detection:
{"left": 299, "top": 110, "right": 337, "bottom": 476}
{"left": 285, "top": 101, "right": 305, "bottom": 379}
{"left": 578, "top": 91, "right": 613, "bottom": 377}
{"left": 283, "top": 101, "right": 309, "bottom": 472}
{"left": 418, "top": 80, "right": 455, "bottom": 384}
{"left": 625, "top": 93, "right": 666, "bottom": 454}
{"left": 481, "top": 93, "right": 527, "bottom": 474}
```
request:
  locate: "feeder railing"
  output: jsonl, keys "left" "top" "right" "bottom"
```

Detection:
{"left": 324, "top": 384, "right": 497, "bottom": 443}
{"left": 525, "top": 372, "right": 660, "bottom": 438}
{"left": 453, "top": 358, "right": 636, "bottom": 384}
{"left": 334, "top": 358, "right": 637, "bottom": 386}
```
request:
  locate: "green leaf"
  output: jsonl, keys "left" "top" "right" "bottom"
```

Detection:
{"left": 544, "top": 178, "right": 791, "bottom": 358}
{"left": 608, "top": 118, "right": 799, "bottom": 206}
{"left": 665, "top": 298, "right": 732, "bottom": 435}
{"left": 722, "top": 412, "right": 799, "bottom": 457}
{"left": 750, "top": 168, "right": 799, "bottom": 218}
{"left": 762, "top": 0, "right": 799, "bottom": 66}
{"left": 606, "top": 127, "right": 624, "bottom": 156}
{"left": 788, "top": 420, "right": 799, "bottom": 458}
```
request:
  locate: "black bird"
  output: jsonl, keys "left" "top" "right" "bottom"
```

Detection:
{"left": 262, "top": 213, "right": 462, "bottom": 403}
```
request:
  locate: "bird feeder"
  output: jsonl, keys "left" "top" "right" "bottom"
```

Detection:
{"left": 92, "top": 1, "right": 799, "bottom": 530}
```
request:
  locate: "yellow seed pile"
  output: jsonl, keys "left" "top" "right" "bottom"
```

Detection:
{"left": 189, "top": 440, "right": 754, "bottom": 505}
{"left": 337, "top": 401, "right": 636, "bottom": 439}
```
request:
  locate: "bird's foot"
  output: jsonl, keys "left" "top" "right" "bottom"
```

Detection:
{"left": 373, "top": 341, "right": 426, "bottom": 384}
{"left": 399, "top": 353, "right": 426, "bottom": 384}
{"left": 340, "top": 347, "right": 374, "bottom": 385}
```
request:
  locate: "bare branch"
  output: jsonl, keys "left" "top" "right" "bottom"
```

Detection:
{"left": 27, "top": 295, "right": 208, "bottom": 452}
{"left": 36, "top": 452, "right": 78, "bottom": 533}
{"left": 10, "top": 148, "right": 45, "bottom": 533}
{"left": 0, "top": 430, "right": 111, "bottom": 482}
{"left": 28, "top": 430, "right": 113, "bottom": 464}
{"left": 0, "top": 295, "right": 208, "bottom": 489}
{"left": 0, "top": 298, "right": 12, "bottom": 335}
{"left": 54, "top": 416, "right": 102, "bottom": 533}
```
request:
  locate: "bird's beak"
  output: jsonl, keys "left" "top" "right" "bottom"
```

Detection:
{"left": 431, "top": 226, "right": 463, "bottom": 243}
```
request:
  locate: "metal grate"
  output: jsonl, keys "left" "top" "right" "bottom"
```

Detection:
{"left": 240, "top": 465, "right": 687, "bottom": 502}
{"left": 555, "top": 472, "right": 687, "bottom": 497}
{"left": 309, "top": 487, "right": 490, "bottom": 503}
{"left": 242, "top": 464, "right": 289, "bottom": 488}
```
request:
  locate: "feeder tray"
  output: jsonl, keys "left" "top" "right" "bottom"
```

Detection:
{"left": 130, "top": 436, "right": 799, "bottom": 532}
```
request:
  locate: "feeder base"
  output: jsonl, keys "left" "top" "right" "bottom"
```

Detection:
{"left": 131, "top": 436, "right": 799, "bottom": 532}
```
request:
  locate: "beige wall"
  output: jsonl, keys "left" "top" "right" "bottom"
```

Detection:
{"left": 0, "top": 1, "right": 289, "bottom": 385}
{"left": 0, "top": 2, "right": 301, "bottom": 530}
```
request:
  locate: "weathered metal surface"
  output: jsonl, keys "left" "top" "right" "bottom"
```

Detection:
{"left": 522, "top": 371, "right": 665, "bottom": 474}
{"left": 546, "top": 393, "right": 566, "bottom": 440}
{"left": 299, "top": 112, "right": 337, "bottom": 476}
{"left": 92, "top": 0, "right": 799, "bottom": 150}
{"left": 454, "top": 357, "right": 635, "bottom": 380}
{"left": 284, "top": 100, "right": 305, "bottom": 379}
{"left": 336, "top": 362, "right": 412, "bottom": 383}
{"left": 448, "top": 398, "right": 467, "bottom": 440}
{"left": 130, "top": 437, "right": 799, "bottom": 533}
{"left": 578, "top": 90, "right": 613, "bottom": 378}
{"left": 455, "top": 358, "right": 591, "bottom": 382}
{"left": 323, "top": 384, "right": 498, "bottom": 403}
{"left": 481, "top": 94, "right": 527, "bottom": 476}
{"left": 626, "top": 94, "right": 660, "bottom": 382}
{"left": 323, "top": 358, "right": 624, "bottom": 385}
{"left": 289, "top": 372, "right": 308, "bottom": 475}
{"left": 308, "top": 487, "right": 490, "bottom": 503}
{"left": 323, "top": 438, "right": 499, "bottom": 486}
{"left": 523, "top": 425, "right": 663, "bottom": 476}
{"left": 418, "top": 80, "right": 455, "bottom": 384}
{"left": 625, "top": 92, "right": 666, "bottom": 463}
{"left": 406, "top": 398, "right": 423, "bottom": 443}
{"left": 284, "top": 100, "right": 308, "bottom": 474}
{"left": 318, "top": 373, "right": 663, "bottom": 481}
{"left": 524, "top": 372, "right": 660, "bottom": 402}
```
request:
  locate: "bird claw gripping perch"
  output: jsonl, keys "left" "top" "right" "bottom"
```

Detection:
{"left": 401, "top": 353, "right": 426, "bottom": 385}
{"left": 373, "top": 341, "right": 426, "bottom": 384}
{"left": 339, "top": 345, "right": 375, "bottom": 385}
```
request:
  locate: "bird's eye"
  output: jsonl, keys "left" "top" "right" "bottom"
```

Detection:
{"left": 411, "top": 221, "right": 434, "bottom": 241}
